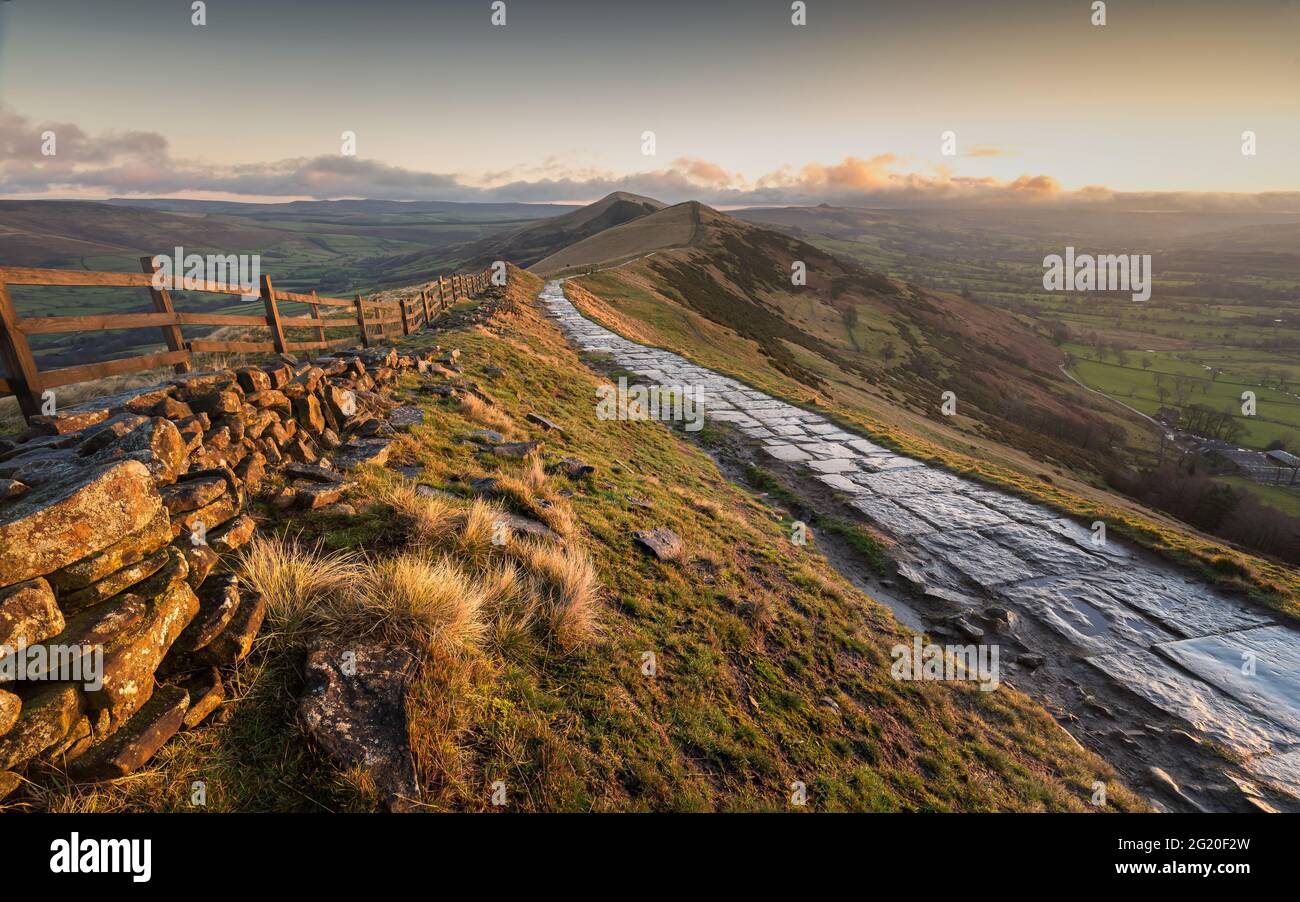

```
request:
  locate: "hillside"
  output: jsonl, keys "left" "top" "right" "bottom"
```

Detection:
{"left": 6, "top": 267, "right": 1143, "bottom": 813}
{"left": 559, "top": 201, "right": 1127, "bottom": 477}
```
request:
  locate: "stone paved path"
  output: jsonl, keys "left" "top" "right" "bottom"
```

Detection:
{"left": 540, "top": 279, "right": 1300, "bottom": 805}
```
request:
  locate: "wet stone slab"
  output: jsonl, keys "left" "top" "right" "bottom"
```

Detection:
{"left": 858, "top": 467, "right": 966, "bottom": 497}
{"left": 1154, "top": 626, "right": 1300, "bottom": 735}
{"left": 983, "top": 521, "right": 1111, "bottom": 575}
{"left": 1243, "top": 749, "right": 1300, "bottom": 800}
{"left": 1005, "top": 576, "right": 1178, "bottom": 654}
{"left": 917, "top": 529, "right": 1038, "bottom": 589}
{"left": 1093, "top": 569, "right": 1274, "bottom": 639}
{"left": 956, "top": 487, "right": 1056, "bottom": 524}
{"left": 849, "top": 495, "right": 932, "bottom": 537}
{"left": 1087, "top": 649, "right": 1300, "bottom": 759}
{"left": 763, "top": 444, "right": 812, "bottom": 462}
{"left": 1041, "top": 517, "right": 1132, "bottom": 561}
{"left": 895, "top": 491, "right": 1010, "bottom": 530}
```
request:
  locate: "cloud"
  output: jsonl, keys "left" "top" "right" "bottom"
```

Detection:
{"left": 2, "top": 106, "right": 1296, "bottom": 211}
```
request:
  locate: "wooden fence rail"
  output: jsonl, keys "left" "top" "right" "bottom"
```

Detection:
{"left": 0, "top": 260, "right": 492, "bottom": 420}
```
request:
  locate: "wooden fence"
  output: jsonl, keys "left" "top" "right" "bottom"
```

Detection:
{"left": 0, "top": 258, "right": 492, "bottom": 420}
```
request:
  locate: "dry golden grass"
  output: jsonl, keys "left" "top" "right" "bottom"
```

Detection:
{"left": 515, "top": 540, "right": 600, "bottom": 650}
{"left": 237, "top": 534, "right": 363, "bottom": 638}
{"left": 459, "top": 392, "right": 513, "bottom": 432}
{"left": 323, "top": 552, "right": 487, "bottom": 652}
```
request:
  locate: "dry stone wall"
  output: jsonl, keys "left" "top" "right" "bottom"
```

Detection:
{"left": 0, "top": 345, "right": 440, "bottom": 795}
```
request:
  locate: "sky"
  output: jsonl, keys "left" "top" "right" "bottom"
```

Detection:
{"left": 1, "top": 0, "right": 1298, "bottom": 206}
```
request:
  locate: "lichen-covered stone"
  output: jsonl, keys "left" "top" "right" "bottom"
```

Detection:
{"left": 88, "top": 570, "right": 199, "bottom": 724}
{"left": 0, "top": 460, "right": 161, "bottom": 587}
{"left": 0, "top": 683, "right": 84, "bottom": 770}
{"left": 184, "top": 590, "right": 264, "bottom": 668}
{"left": 58, "top": 547, "right": 170, "bottom": 614}
{"left": 298, "top": 638, "right": 420, "bottom": 811}
{"left": 179, "top": 669, "right": 224, "bottom": 729}
{"left": 47, "top": 505, "right": 171, "bottom": 594}
{"left": 0, "top": 578, "right": 63, "bottom": 653}
{"left": 177, "top": 574, "right": 240, "bottom": 653}
{"left": 69, "top": 685, "right": 189, "bottom": 781}
{"left": 0, "top": 688, "right": 19, "bottom": 736}
{"left": 161, "top": 474, "right": 227, "bottom": 515}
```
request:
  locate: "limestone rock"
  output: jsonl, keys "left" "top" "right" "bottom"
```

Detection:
{"left": 0, "top": 478, "right": 29, "bottom": 501}
{"left": 0, "top": 460, "right": 161, "bottom": 588}
{"left": 0, "top": 683, "right": 84, "bottom": 770}
{"left": 298, "top": 637, "right": 420, "bottom": 812}
{"left": 0, "top": 578, "right": 64, "bottom": 653}
{"left": 69, "top": 685, "right": 190, "bottom": 781}
{"left": 632, "top": 527, "right": 684, "bottom": 562}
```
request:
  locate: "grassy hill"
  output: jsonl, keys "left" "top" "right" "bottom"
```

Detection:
{"left": 734, "top": 204, "right": 1300, "bottom": 453}
{"left": 559, "top": 204, "right": 1300, "bottom": 607}
{"left": 29, "top": 268, "right": 1142, "bottom": 813}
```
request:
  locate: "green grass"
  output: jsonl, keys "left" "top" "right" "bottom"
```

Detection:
{"left": 11, "top": 268, "right": 1147, "bottom": 813}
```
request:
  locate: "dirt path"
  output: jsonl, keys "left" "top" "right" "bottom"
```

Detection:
{"left": 541, "top": 278, "right": 1300, "bottom": 813}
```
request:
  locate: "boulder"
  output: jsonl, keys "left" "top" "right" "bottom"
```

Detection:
{"left": 333, "top": 438, "right": 394, "bottom": 471}
{"left": 487, "top": 441, "right": 542, "bottom": 459}
{"left": 0, "top": 460, "right": 161, "bottom": 588}
{"left": 298, "top": 637, "right": 421, "bottom": 812}
{"left": 182, "top": 543, "right": 221, "bottom": 590}
{"left": 632, "top": 527, "right": 684, "bottom": 562}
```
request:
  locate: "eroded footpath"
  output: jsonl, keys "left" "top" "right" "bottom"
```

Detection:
{"left": 540, "top": 278, "right": 1300, "bottom": 812}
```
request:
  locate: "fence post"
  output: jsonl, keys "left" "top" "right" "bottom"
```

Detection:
{"left": 354, "top": 294, "right": 370, "bottom": 348}
{"left": 438, "top": 276, "right": 448, "bottom": 311}
{"left": 309, "top": 290, "right": 327, "bottom": 345}
{"left": 420, "top": 289, "right": 431, "bottom": 328}
{"left": 261, "top": 274, "right": 287, "bottom": 355}
{"left": 140, "top": 255, "right": 191, "bottom": 374}
{"left": 0, "top": 275, "right": 43, "bottom": 420}
{"left": 399, "top": 296, "right": 411, "bottom": 336}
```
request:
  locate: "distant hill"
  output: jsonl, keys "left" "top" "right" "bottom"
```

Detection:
{"left": 559, "top": 198, "right": 1135, "bottom": 478}
{"left": 530, "top": 199, "right": 705, "bottom": 275}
